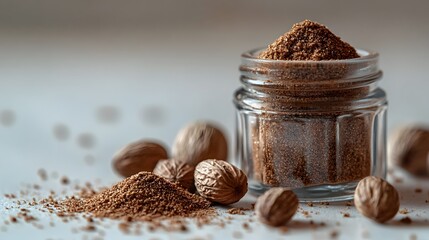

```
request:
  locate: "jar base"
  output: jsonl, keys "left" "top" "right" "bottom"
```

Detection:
{"left": 249, "top": 180, "right": 358, "bottom": 202}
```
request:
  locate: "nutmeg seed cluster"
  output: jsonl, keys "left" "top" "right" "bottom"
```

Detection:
{"left": 111, "top": 121, "right": 248, "bottom": 205}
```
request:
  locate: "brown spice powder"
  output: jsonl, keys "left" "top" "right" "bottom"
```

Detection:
{"left": 399, "top": 217, "right": 412, "bottom": 224}
{"left": 399, "top": 208, "right": 410, "bottom": 215}
{"left": 227, "top": 208, "right": 246, "bottom": 215}
{"left": 259, "top": 20, "right": 358, "bottom": 60}
{"left": 253, "top": 108, "right": 373, "bottom": 187}
{"left": 62, "top": 172, "right": 213, "bottom": 220}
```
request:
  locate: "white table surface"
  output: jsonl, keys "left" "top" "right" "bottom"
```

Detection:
{"left": 0, "top": 163, "right": 428, "bottom": 240}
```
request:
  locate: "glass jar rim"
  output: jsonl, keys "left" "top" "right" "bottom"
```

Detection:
{"left": 240, "top": 47, "right": 381, "bottom": 84}
{"left": 241, "top": 48, "right": 378, "bottom": 64}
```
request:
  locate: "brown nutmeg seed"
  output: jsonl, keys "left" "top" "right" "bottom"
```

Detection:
{"left": 112, "top": 140, "right": 168, "bottom": 177}
{"left": 194, "top": 159, "right": 247, "bottom": 205}
{"left": 388, "top": 125, "right": 429, "bottom": 176}
{"left": 153, "top": 159, "right": 195, "bottom": 191}
{"left": 255, "top": 188, "right": 298, "bottom": 226}
{"left": 172, "top": 122, "right": 228, "bottom": 166}
{"left": 354, "top": 176, "right": 400, "bottom": 223}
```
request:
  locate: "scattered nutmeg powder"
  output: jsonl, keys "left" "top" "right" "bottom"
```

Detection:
{"left": 399, "top": 208, "right": 410, "bottom": 215}
{"left": 60, "top": 176, "right": 70, "bottom": 185}
{"left": 399, "top": 216, "right": 413, "bottom": 224}
{"left": 62, "top": 172, "right": 213, "bottom": 220}
{"left": 227, "top": 208, "right": 246, "bottom": 215}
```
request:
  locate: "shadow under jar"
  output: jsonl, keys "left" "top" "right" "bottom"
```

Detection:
{"left": 233, "top": 48, "right": 387, "bottom": 202}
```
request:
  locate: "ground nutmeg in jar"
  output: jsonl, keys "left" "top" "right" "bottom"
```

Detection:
{"left": 233, "top": 20, "right": 387, "bottom": 201}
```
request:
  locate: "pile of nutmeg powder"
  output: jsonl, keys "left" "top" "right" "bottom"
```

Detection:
{"left": 60, "top": 172, "right": 213, "bottom": 220}
{"left": 2, "top": 172, "right": 224, "bottom": 236}
{"left": 259, "top": 20, "right": 358, "bottom": 60}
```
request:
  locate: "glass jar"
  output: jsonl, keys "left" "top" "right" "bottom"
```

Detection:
{"left": 233, "top": 48, "right": 387, "bottom": 202}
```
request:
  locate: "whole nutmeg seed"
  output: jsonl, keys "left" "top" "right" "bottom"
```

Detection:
{"left": 388, "top": 125, "right": 429, "bottom": 176}
{"left": 194, "top": 159, "right": 247, "bottom": 205}
{"left": 112, "top": 140, "right": 168, "bottom": 177}
{"left": 153, "top": 159, "right": 195, "bottom": 191}
{"left": 172, "top": 122, "right": 228, "bottom": 166}
{"left": 255, "top": 188, "right": 298, "bottom": 226}
{"left": 354, "top": 176, "right": 400, "bottom": 223}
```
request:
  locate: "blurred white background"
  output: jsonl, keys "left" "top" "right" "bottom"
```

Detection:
{"left": 1, "top": 0, "right": 429, "bottom": 186}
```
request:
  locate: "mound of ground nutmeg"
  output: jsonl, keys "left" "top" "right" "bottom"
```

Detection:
{"left": 259, "top": 20, "right": 359, "bottom": 60}
{"left": 62, "top": 172, "right": 213, "bottom": 220}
